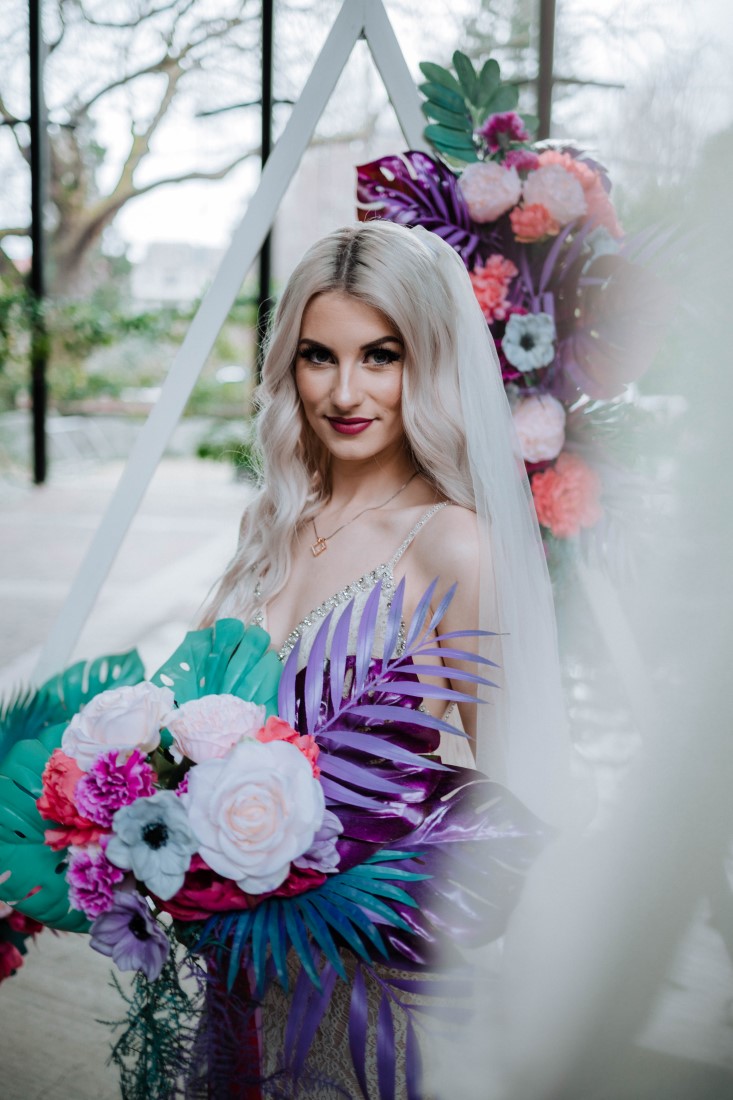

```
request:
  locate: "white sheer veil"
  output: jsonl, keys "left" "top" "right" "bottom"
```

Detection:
{"left": 412, "top": 226, "right": 572, "bottom": 826}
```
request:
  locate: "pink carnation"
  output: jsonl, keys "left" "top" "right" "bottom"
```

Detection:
{"left": 37, "top": 749, "right": 105, "bottom": 851}
{"left": 75, "top": 748, "right": 156, "bottom": 828}
{"left": 510, "top": 203, "right": 560, "bottom": 243}
{"left": 469, "top": 254, "right": 518, "bottom": 323}
{"left": 503, "top": 148, "right": 540, "bottom": 173}
{"left": 478, "top": 111, "right": 529, "bottom": 151}
{"left": 531, "top": 452, "right": 603, "bottom": 538}
{"left": 66, "top": 843, "right": 125, "bottom": 919}
{"left": 458, "top": 161, "right": 522, "bottom": 223}
{"left": 256, "top": 715, "right": 321, "bottom": 778}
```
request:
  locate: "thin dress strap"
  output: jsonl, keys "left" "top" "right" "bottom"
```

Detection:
{"left": 386, "top": 501, "right": 450, "bottom": 572}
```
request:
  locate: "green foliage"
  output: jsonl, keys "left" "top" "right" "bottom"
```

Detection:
{"left": 419, "top": 51, "right": 530, "bottom": 167}
{"left": 195, "top": 419, "right": 260, "bottom": 478}
{"left": 105, "top": 954, "right": 202, "bottom": 1100}
{"left": 0, "top": 281, "right": 257, "bottom": 416}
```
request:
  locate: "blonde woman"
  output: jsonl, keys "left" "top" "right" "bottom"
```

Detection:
{"left": 200, "top": 220, "right": 570, "bottom": 1095}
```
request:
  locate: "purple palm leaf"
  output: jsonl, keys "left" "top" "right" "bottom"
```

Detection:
{"left": 356, "top": 151, "right": 481, "bottom": 266}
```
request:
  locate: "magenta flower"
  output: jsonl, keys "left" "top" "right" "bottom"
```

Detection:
{"left": 66, "top": 844, "right": 125, "bottom": 919}
{"left": 503, "top": 148, "right": 540, "bottom": 173}
{"left": 89, "top": 892, "right": 169, "bottom": 980}
{"left": 75, "top": 748, "right": 156, "bottom": 828}
{"left": 479, "top": 111, "right": 529, "bottom": 151}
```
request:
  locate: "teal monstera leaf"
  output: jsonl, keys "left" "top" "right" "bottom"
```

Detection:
{"left": 0, "top": 650, "right": 145, "bottom": 930}
{"left": 151, "top": 619, "right": 281, "bottom": 715}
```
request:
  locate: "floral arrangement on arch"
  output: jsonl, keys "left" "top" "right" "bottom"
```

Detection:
{"left": 357, "top": 52, "right": 671, "bottom": 572}
{"left": 0, "top": 583, "right": 546, "bottom": 1099}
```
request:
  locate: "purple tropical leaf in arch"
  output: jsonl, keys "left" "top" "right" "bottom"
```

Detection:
{"left": 356, "top": 151, "right": 481, "bottom": 266}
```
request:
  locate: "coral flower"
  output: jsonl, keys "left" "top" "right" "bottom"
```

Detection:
{"left": 531, "top": 452, "right": 603, "bottom": 538}
{"left": 37, "top": 749, "right": 105, "bottom": 850}
{"left": 510, "top": 203, "right": 560, "bottom": 243}
{"left": 256, "top": 715, "right": 321, "bottom": 777}
{"left": 469, "top": 254, "right": 518, "bottom": 323}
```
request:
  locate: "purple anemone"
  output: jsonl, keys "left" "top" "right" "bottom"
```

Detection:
{"left": 89, "top": 891, "right": 169, "bottom": 980}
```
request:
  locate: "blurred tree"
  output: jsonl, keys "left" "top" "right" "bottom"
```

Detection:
{"left": 0, "top": 0, "right": 263, "bottom": 295}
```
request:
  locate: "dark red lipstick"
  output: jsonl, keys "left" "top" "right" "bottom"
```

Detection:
{"left": 326, "top": 417, "right": 373, "bottom": 435}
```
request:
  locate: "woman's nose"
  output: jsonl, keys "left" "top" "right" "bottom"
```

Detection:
{"left": 331, "top": 363, "right": 361, "bottom": 408}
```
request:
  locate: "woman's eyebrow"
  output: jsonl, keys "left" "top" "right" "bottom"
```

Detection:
{"left": 297, "top": 335, "right": 403, "bottom": 350}
{"left": 360, "top": 335, "right": 404, "bottom": 350}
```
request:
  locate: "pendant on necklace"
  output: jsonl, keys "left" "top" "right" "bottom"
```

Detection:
{"left": 311, "top": 537, "right": 328, "bottom": 557}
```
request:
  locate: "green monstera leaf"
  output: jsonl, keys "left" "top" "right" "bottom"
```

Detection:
{"left": 0, "top": 650, "right": 145, "bottom": 929}
{"left": 0, "top": 649, "right": 145, "bottom": 757}
{"left": 151, "top": 619, "right": 281, "bottom": 715}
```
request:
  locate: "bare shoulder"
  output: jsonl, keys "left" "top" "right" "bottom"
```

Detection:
{"left": 411, "top": 503, "right": 480, "bottom": 582}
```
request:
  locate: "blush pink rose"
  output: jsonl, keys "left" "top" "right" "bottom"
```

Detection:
{"left": 523, "top": 164, "right": 587, "bottom": 226}
{"left": 166, "top": 694, "right": 266, "bottom": 764}
{"left": 256, "top": 715, "right": 320, "bottom": 778}
{"left": 184, "top": 738, "right": 325, "bottom": 895}
{"left": 469, "top": 254, "right": 518, "bottom": 323}
{"left": 61, "top": 682, "right": 173, "bottom": 771}
{"left": 510, "top": 203, "right": 560, "bottom": 243}
{"left": 37, "top": 749, "right": 105, "bottom": 851}
{"left": 458, "top": 161, "right": 522, "bottom": 223}
{"left": 531, "top": 452, "right": 603, "bottom": 538}
{"left": 512, "top": 394, "right": 566, "bottom": 463}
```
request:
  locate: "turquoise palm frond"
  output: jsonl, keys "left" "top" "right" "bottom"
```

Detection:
{"left": 196, "top": 851, "right": 430, "bottom": 997}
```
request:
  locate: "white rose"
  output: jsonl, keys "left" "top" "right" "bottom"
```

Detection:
{"left": 185, "top": 739, "right": 325, "bottom": 895}
{"left": 512, "top": 393, "right": 566, "bottom": 463}
{"left": 61, "top": 682, "right": 173, "bottom": 771}
{"left": 458, "top": 162, "right": 522, "bottom": 223}
{"left": 165, "top": 694, "right": 265, "bottom": 763}
{"left": 522, "top": 164, "right": 587, "bottom": 225}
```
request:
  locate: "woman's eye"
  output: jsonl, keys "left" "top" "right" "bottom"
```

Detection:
{"left": 366, "top": 348, "right": 400, "bottom": 366}
{"left": 299, "top": 346, "right": 331, "bottom": 365}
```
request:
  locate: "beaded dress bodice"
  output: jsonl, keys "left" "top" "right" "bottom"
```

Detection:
{"left": 251, "top": 502, "right": 449, "bottom": 668}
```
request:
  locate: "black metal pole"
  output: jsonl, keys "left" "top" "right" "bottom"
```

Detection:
{"left": 29, "top": 0, "right": 48, "bottom": 483}
{"left": 537, "top": 0, "right": 556, "bottom": 140}
{"left": 256, "top": 0, "right": 274, "bottom": 380}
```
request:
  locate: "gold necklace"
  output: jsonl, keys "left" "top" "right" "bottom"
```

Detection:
{"left": 311, "top": 472, "right": 418, "bottom": 557}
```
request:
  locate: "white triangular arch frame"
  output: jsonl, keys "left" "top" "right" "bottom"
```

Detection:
{"left": 35, "top": 0, "right": 428, "bottom": 682}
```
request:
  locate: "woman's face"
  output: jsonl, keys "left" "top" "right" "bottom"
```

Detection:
{"left": 295, "top": 291, "right": 406, "bottom": 465}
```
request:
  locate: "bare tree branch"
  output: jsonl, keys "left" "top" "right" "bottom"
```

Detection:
{"left": 128, "top": 147, "right": 260, "bottom": 198}
{"left": 76, "top": 0, "right": 190, "bottom": 31}
{"left": 0, "top": 226, "right": 31, "bottom": 240}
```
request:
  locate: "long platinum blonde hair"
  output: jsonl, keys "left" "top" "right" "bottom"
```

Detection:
{"left": 201, "top": 220, "right": 476, "bottom": 626}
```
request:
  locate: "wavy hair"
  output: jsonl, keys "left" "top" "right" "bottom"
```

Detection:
{"left": 201, "top": 220, "right": 476, "bottom": 626}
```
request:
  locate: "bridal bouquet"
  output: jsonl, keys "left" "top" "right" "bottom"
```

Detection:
{"left": 0, "top": 580, "right": 546, "bottom": 1099}
{"left": 357, "top": 53, "right": 672, "bottom": 575}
